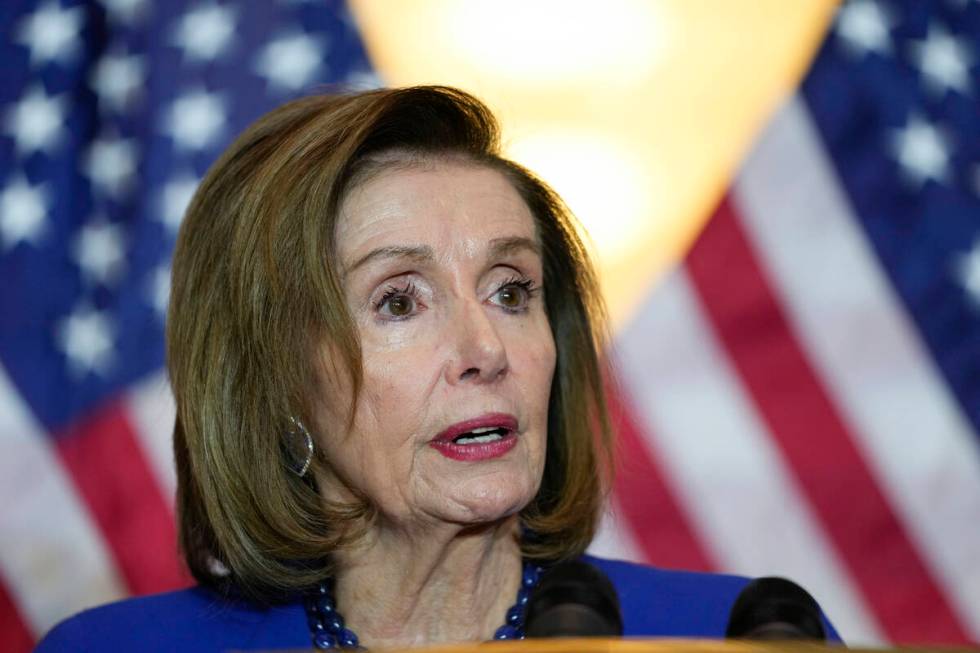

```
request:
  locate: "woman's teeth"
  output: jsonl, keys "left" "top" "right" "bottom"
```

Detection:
{"left": 453, "top": 427, "right": 507, "bottom": 444}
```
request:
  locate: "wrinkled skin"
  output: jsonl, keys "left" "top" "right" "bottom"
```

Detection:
{"left": 309, "top": 160, "right": 557, "bottom": 646}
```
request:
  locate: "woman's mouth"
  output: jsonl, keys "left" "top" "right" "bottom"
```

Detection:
{"left": 452, "top": 426, "right": 509, "bottom": 444}
{"left": 430, "top": 414, "right": 519, "bottom": 461}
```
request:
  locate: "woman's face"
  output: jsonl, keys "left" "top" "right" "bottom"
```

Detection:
{"left": 312, "top": 160, "right": 556, "bottom": 531}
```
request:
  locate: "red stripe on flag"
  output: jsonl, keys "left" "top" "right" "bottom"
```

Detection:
{"left": 0, "top": 579, "right": 34, "bottom": 653}
{"left": 685, "top": 195, "right": 970, "bottom": 643}
{"left": 55, "top": 400, "right": 189, "bottom": 596}
{"left": 606, "top": 375, "right": 715, "bottom": 572}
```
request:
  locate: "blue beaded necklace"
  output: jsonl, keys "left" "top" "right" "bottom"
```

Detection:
{"left": 304, "top": 561, "right": 544, "bottom": 649}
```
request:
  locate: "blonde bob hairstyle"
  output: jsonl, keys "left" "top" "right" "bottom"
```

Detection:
{"left": 168, "top": 85, "right": 614, "bottom": 603}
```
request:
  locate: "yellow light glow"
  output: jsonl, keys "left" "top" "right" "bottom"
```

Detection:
{"left": 442, "top": 0, "right": 667, "bottom": 87}
{"left": 505, "top": 130, "right": 659, "bottom": 261}
{"left": 350, "top": 0, "right": 836, "bottom": 327}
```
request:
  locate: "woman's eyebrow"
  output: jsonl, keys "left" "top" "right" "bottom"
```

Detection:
{"left": 344, "top": 245, "right": 434, "bottom": 278}
{"left": 488, "top": 236, "right": 541, "bottom": 260}
{"left": 344, "top": 237, "right": 540, "bottom": 279}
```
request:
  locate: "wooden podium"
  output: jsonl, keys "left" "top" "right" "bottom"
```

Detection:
{"left": 387, "top": 640, "right": 978, "bottom": 653}
{"left": 253, "top": 638, "right": 980, "bottom": 653}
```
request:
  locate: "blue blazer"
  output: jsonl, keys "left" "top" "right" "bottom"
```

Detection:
{"left": 35, "top": 555, "right": 840, "bottom": 651}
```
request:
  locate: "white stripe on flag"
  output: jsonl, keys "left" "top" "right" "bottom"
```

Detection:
{"left": 735, "top": 96, "right": 980, "bottom": 640}
{"left": 589, "top": 496, "right": 645, "bottom": 563}
{"left": 613, "top": 268, "right": 884, "bottom": 644}
{"left": 125, "top": 372, "right": 177, "bottom": 505}
{"left": 0, "top": 365, "right": 125, "bottom": 636}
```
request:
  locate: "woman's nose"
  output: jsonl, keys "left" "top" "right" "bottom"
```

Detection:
{"left": 445, "top": 299, "right": 508, "bottom": 385}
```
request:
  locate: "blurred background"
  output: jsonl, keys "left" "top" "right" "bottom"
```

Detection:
{"left": 1, "top": 0, "right": 979, "bottom": 650}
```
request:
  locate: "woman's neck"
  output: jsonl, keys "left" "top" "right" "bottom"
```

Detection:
{"left": 331, "top": 517, "right": 524, "bottom": 648}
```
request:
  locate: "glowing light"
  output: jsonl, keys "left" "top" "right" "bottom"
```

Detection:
{"left": 350, "top": 0, "right": 837, "bottom": 326}
{"left": 506, "top": 131, "right": 658, "bottom": 261}
{"left": 442, "top": 0, "right": 667, "bottom": 86}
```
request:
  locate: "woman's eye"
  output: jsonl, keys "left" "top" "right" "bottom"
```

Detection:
{"left": 376, "top": 282, "right": 421, "bottom": 319}
{"left": 384, "top": 294, "right": 414, "bottom": 316}
{"left": 497, "top": 286, "right": 524, "bottom": 308}
{"left": 492, "top": 278, "right": 537, "bottom": 311}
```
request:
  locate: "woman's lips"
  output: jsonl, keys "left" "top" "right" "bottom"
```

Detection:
{"left": 430, "top": 413, "right": 519, "bottom": 461}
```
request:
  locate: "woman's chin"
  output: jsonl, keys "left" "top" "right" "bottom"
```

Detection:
{"left": 436, "top": 482, "right": 536, "bottom": 526}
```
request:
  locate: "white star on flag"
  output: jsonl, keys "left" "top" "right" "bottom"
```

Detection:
{"left": 3, "top": 85, "right": 67, "bottom": 155}
{"left": 83, "top": 135, "right": 139, "bottom": 199}
{"left": 957, "top": 240, "right": 980, "bottom": 307}
{"left": 90, "top": 53, "right": 146, "bottom": 113}
{"left": 0, "top": 175, "right": 49, "bottom": 249}
{"left": 345, "top": 69, "right": 384, "bottom": 91}
{"left": 254, "top": 32, "right": 327, "bottom": 92}
{"left": 149, "top": 264, "right": 171, "bottom": 317}
{"left": 909, "top": 24, "right": 974, "bottom": 96}
{"left": 158, "top": 173, "right": 199, "bottom": 234}
{"left": 163, "top": 89, "right": 227, "bottom": 151}
{"left": 171, "top": 3, "right": 237, "bottom": 62}
{"left": 890, "top": 115, "right": 950, "bottom": 186}
{"left": 72, "top": 220, "right": 127, "bottom": 286}
{"left": 57, "top": 305, "right": 116, "bottom": 378}
{"left": 836, "top": 0, "right": 893, "bottom": 57}
{"left": 98, "top": 0, "right": 149, "bottom": 24}
{"left": 15, "top": 0, "right": 84, "bottom": 67}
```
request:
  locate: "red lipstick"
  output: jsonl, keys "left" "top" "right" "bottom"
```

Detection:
{"left": 430, "top": 413, "right": 519, "bottom": 461}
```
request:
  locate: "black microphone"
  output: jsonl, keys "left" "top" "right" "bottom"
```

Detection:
{"left": 524, "top": 561, "right": 623, "bottom": 638}
{"left": 725, "top": 576, "right": 826, "bottom": 640}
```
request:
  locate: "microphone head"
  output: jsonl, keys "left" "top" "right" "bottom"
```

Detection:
{"left": 525, "top": 561, "right": 624, "bottom": 638}
{"left": 725, "top": 576, "right": 826, "bottom": 640}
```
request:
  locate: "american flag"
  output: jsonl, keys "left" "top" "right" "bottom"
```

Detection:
{"left": 591, "top": 0, "right": 980, "bottom": 645}
{"left": 0, "top": 0, "right": 977, "bottom": 651}
{"left": 0, "top": 1, "right": 374, "bottom": 650}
